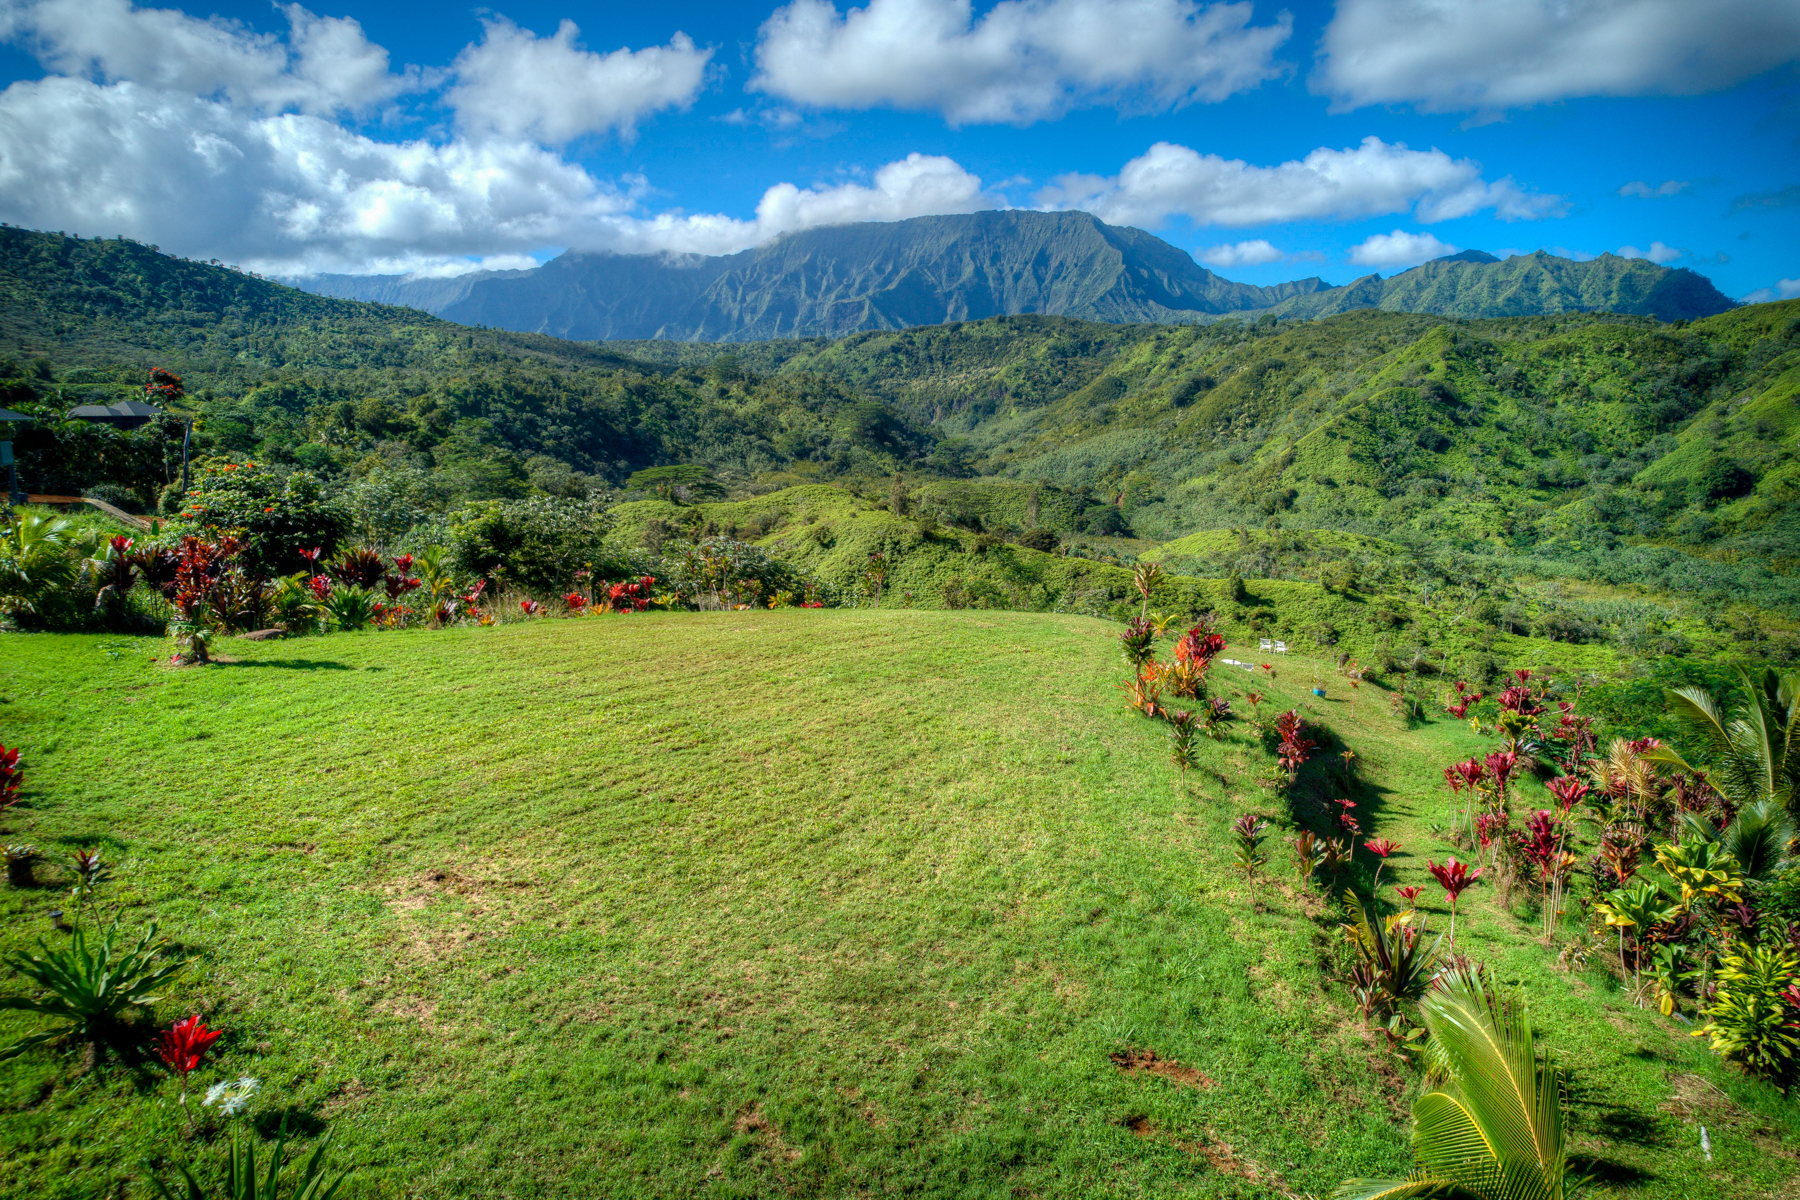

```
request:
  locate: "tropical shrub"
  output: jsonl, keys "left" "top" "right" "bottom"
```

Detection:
{"left": 147, "top": 1125, "right": 354, "bottom": 1200}
{"left": 1118, "top": 617, "right": 1156, "bottom": 669}
{"left": 328, "top": 547, "right": 386, "bottom": 589}
{"left": 0, "top": 921, "right": 185, "bottom": 1058}
{"left": 1427, "top": 857, "right": 1482, "bottom": 943}
{"left": 321, "top": 586, "right": 377, "bottom": 632}
{"left": 1201, "top": 696, "right": 1232, "bottom": 738}
{"left": 0, "top": 510, "right": 85, "bottom": 627}
{"left": 1694, "top": 943, "right": 1800, "bottom": 1079}
{"left": 1168, "top": 710, "right": 1197, "bottom": 770}
{"left": 0, "top": 743, "right": 20, "bottom": 811}
{"left": 173, "top": 461, "right": 346, "bottom": 577}
{"left": 1274, "top": 710, "right": 1314, "bottom": 782}
{"left": 1231, "top": 814, "right": 1268, "bottom": 879}
{"left": 269, "top": 574, "right": 323, "bottom": 631}
{"left": 447, "top": 496, "right": 615, "bottom": 592}
{"left": 661, "top": 537, "right": 807, "bottom": 609}
{"left": 1651, "top": 667, "right": 1799, "bottom": 819}
{"left": 1290, "top": 830, "right": 1320, "bottom": 880}
{"left": 1343, "top": 898, "right": 1441, "bottom": 1021}
{"left": 1334, "top": 968, "right": 1574, "bottom": 1200}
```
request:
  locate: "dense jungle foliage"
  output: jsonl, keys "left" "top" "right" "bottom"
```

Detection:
{"left": 2, "top": 226, "right": 1797, "bottom": 665}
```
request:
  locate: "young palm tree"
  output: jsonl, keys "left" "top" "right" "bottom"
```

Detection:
{"left": 1652, "top": 668, "right": 1800, "bottom": 818}
{"left": 1333, "top": 968, "right": 1576, "bottom": 1200}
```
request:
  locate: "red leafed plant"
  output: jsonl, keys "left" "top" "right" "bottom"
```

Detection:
{"left": 520, "top": 599, "right": 543, "bottom": 615}
{"left": 1274, "top": 710, "right": 1314, "bottom": 781}
{"left": 1444, "top": 680, "right": 1485, "bottom": 720}
{"left": 0, "top": 744, "right": 21, "bottom": 811}
{"left": 563, "top": 592, "right": 588, "bottom": 612}
{"left": 1174, "top": 620, "right": 1225, "bottom": 666}
{"left": 1443, "top": 757, "right": 1486, "bottom": 794}
{"left": 1427, "top": 856, "right": 1483, "bottom": 943}
{"left": 600, "top": 576, "right": 657, "bottom": 613}
{"left": 157, "top": 1014, "right": 221, "bottom": 1119}
{"left": 1364, "top": 837, "right": 1400, "bottom": 888}
{"left": 329, "top": 547, "right": 386, "bottom": 589}
{"left": 1394, "top": 884, "right": 1422, "bottom": 908}
{"left": 1546, "top": 774, "right": 1589, "bottom": 813}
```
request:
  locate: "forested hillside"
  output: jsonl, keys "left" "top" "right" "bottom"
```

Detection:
{"left": 3, "top": 227, "right": 1796, "bottom": 658}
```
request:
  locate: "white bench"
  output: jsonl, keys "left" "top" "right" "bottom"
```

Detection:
{"left": 1258, "top": 638, "right": 1273, "bottom": 651}
{"left": 1274, "top": 641, "right": 1288, "bottom": 653}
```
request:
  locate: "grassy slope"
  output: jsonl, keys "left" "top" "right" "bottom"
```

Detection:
{"left": 4, "top": 616, "right": 1794, "bottom": 1198}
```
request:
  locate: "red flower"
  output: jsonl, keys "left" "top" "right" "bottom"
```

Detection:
{"left": 156, "top": 1015, "right": 220, "bottom": 1079}
{"left": 1364, "top": 838, "right": 1399, "bottom": 859}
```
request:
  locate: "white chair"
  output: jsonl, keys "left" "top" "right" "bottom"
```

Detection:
{"left": 1274, "top": 641, "right": 1288, "bottom": 654}
{"left": 1258, "top": 638, "right": 1273, "bottom": 650}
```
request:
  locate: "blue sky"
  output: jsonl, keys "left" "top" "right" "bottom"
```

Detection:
{"left": 0, "top": 0, "right": 1796, "bottom": 300}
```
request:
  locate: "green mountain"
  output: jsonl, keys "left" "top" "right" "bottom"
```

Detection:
{"left": 4, "top": 227, "right": 1796, "bottom": 658}
{"left": 1243, "top": 249, "right": 1734, "bottom": 322}
{"left": 305, "top": 210, "right": 1336, "bottom": 339}
{"left": 300, "top": 211, "right": 1734, "bottom": 341}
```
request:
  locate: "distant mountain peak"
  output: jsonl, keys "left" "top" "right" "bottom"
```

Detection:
{"left": 1431, "top": 249, "right": 1501, "bottom": 265}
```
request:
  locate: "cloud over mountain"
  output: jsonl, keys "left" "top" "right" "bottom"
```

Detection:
{"left": 1037, "top": 137, "right": 1562, "bottom": 228}
{"left": 751, "top": 0, "right": 1291, "bottom": 124}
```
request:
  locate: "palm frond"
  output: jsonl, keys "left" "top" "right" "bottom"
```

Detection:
{"left": 1330, "top": 1176, "right": 1449, "bottom": 1200}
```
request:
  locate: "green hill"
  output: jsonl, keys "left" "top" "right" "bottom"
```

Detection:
{"left": 1238, "top": 250, "right": 1734, "bottom": 323}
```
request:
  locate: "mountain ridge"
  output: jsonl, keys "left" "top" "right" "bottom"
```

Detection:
{"left": 297, "top": 210, "right": 1735, "bottom": 340}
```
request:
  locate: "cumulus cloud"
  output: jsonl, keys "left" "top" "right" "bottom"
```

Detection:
{"left": 1619, "top": 180, "right": 1686, "bottom": 198}
{"left": 1197, "top": 239, "right": 1283, "bottom": 267}
{"left": 1037, "top": 136, "right": 1562, "bottom": 229}
{"left": 447, "top": 18, "right": 711, "bottom": 144}
{"left": 1742, "top": 278, "right": 1800, "bottom": 304}
{"left": 1617, "top": 241, "right": 1682, "bottom": 263}
{"left": 1315, "top": 0, "right": 1800, "bottom": 113}
{"left": 752, "top": 0, "right": 1291, "bottom": 125}
{"left": 1, "top": 0, "right": 413, "bottom": 115}
{"left": 1348, "top": 230, "right": 1456, "bottom": 268}
{"left": 0, "top": 76, "right": 991, "bottom": 272}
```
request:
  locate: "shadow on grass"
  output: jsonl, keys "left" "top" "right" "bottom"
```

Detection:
{"left": 212, "top": 659, "right": 353, "bottom": 671}
{"left": 254, "top": 1107, "right": 327, "bottom": 1139}
{"left": 1572, "top": 1157, "right": 1657, "bottom": 1187}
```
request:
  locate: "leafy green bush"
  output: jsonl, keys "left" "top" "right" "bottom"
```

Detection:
{"left": 0, "top": 921, "right": 185, "bottom": 1058}
{"left": 448, "top": 497, "right": 616, "bottom": 592}
{"left": 173, "top": 462, "right": 346, "bottom": 577}
{"left": 660, "top": 538, "right": 814, "bottom": 609}
{"left": 0, "top": 510, "right": 89, "bottom": 629}
{"left": 1694, "top": 943, "right": 1800, "bottom": 1079}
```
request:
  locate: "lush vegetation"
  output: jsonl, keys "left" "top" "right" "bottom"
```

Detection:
{"left": 7, "top": 613, "right": 1800, "bottom": 1199}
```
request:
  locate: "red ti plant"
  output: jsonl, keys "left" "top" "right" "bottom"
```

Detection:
{"left": 0, "top": 743, "right": 21, "bottom": 811}
{"left": 299, "top": 546, "right": 324, "bottom": 571}
{"left": 1475, "top": 810, "right": 1511, "bottom": 861}
{"left": 1174, "top": 620, "right": 1224, "bottom": 666}
{"left": 156, "top": 1014, "right": 221, "bottom": 1120}
{"left": 520, "top": 599, "right": 543, "bottom": 616}
{"left": 307, "top": 574, "right": 332, "bottom": 601}
{"left": 330, "top": 547, "right": 386, "bottom": 589}
{"left": 1546, "top": 775, "right": 1589, "bottom": 814}
{"left": 1443, "top": 757, "right": 1486, "bottom": 795}
{"left": 1427, "top": 856, "right": 1482, "bottom": 944}
{"left": 563, "top": 592, "right": 588, "bottom": 613}
{"left": 1364, "top": 837, "right": 1400, "bottom": 889}
{"left": 1394, "top": 884, "right": 1423, "bottom": 909}
{"left": 1443, "top": 680, "right": 1485, "bottom": 720}
{"left": 1274, "top": 710, "right": 1315, "bottom": 782}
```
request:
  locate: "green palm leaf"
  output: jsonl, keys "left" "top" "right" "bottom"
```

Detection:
{"left": 1333, "top": 968, "right": 1576, "bottom": 1200}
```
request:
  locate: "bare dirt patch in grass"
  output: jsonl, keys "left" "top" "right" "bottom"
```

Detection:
{"left": 1110, "top": 1047, "right": 1216, "bottom": 1089}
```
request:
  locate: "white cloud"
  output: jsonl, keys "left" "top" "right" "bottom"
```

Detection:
{"left": 0, "top": 76, "right": 991, "bottom": 273}
{"left": 1037, "top": 136, "right": 1562, "bottom": 228}
{"left": 1348, "top": 230, "right": 1457, "bottom": 268}
{"left": 1197, "top": 239, "right": 1283, "bottom": 267}
{"left": 1617, "top": 241, "right": 1682, "bottom": 264}
{"left": 447, "top": 18, "right": 711, "bottom": 144}
{"left": 1, "top": 0, "right": 413, "bottom": 115}
{"left": 1742, "top": 278, "right": 1800, "bottom": 304}
{"left": 1316, "top": 0, "right": 1800, "bottom": 114}
{"left": 1619, "top": 179, "right": 1686, "bottom": 199}
{"left": 752, "top": 0, "right": 1291, "bottom": 125}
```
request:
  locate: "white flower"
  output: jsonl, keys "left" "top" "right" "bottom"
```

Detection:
{"left": 203, "top": 1076, "right": 261, "bottom": 1117}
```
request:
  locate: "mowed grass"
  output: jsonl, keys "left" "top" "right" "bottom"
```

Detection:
{"left": 0, "top": 612, "right": 1795, "bottom": 1198}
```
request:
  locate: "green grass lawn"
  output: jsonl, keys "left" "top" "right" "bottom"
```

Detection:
{"left": 2, "top": 612, "right": 1795, "bottom": 1198}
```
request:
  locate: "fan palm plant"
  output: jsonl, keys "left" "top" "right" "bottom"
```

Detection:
{"left": 0, "top": 510, "right": 81, "bottom": 620}
{"left": 1333, "top": 968, "right": 1577, "bottom": 1200}
{"left": 1677, "top": 799, "right": 1793, "bottom": 884}
{"left": 1650, "top": 667, "right": 1799, "bottom": 818}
